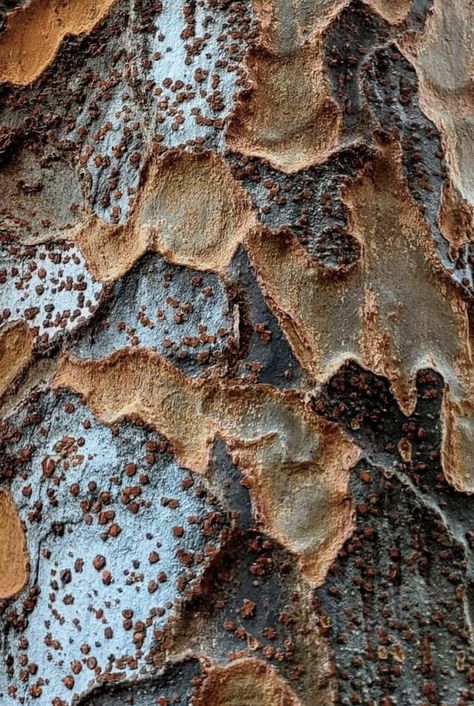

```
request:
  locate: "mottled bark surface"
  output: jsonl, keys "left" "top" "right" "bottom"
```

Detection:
{"left": 0, "top": 1, "right": 473, "bottom": 704}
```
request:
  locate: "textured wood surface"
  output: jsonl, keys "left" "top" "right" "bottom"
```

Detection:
{"left": 0, "top": 1, "right": 473, "bottom": 704}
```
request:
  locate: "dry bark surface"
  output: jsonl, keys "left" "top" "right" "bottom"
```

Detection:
{"left": 0, "top": 1, "right": 473, "bottom": 704}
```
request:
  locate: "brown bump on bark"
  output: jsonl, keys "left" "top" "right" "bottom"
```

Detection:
{"left": 194, "top": 658, "right": 302, "bottom": 706}
{"left": 0, "top": 321, "right": 34, "bottom": 399}
{"left": 0, "top": 487, "right": 28, "bottom": 600}
{"left": 398, "top": 437, "right": 412, "bottom": 463}
{"left": 0, "top": 0, "right": 118, "bottom": 86}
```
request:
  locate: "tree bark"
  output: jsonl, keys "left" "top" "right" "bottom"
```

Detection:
{"left": 0, "top": 1, "right": 473, "bottom": 704}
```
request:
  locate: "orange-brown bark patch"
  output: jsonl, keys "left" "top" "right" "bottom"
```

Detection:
{"left": 0, "top": 0, "right": 118, "bottom": 86}
{"left": 77, "top": 220, "right": 148, "bottom": 284}
{"left": 439, "top": 182, "right": 474, "bottom": 251}
{"left": 0, "top": 487, "right": 28, "bottom": 600}
{"left": 0, "top": 321, "right": 34, "bottom": 399}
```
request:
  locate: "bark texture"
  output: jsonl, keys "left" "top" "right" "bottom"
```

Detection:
{"left": 0, "top": 1, "right": 473, "bottom": 704}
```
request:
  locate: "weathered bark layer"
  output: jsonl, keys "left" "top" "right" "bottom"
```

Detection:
{"left": 0, "top": 1, "right": 473, "bottom": 704}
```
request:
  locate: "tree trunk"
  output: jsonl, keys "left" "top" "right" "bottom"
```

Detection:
{"left": 0, "top": 1, "right": 473, "bottom": 704}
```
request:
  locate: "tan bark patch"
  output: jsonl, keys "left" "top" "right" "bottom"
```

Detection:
{"left": 344, "top": 144, "right": 468, "bottom": 413}
{"left": 442, "top": 395, "right": 474, "bottom": 493}
{"left": 0, "top": 487, "right": 28, "bottom": 600}
{"left": 137, "top": 150, "right": 257, "bottom": 272}
{"left": 54, "top": 348, "right": 359, "bottom": 586}
{"left": 0, "top": 0, "right": 118, "bottom": 86}
{"left": 364, "top": 0, "right": 411, "bottom": 24}
{"left": 0, "top": 321, "right": 34, "bottom": 399}
{"left": 226, "top": 43, "right": 342, "bottom": 173}
{"left": 252, "top": 0, "right": 349, "bottom": 52}
{"left": 247, "top": 225, "right": 362, "bottom": 386}
{"left": 227, "top": 0, "right": 344, "bottom": 173}
{"left": 78, "top": 150, "right": 257, "bottom": 282}
{"left": 77, "top": 220, "right": 148, "bottom": 284}
{"left": 194, "top": 658, "right": 302, "bottom": 706}
{"left": 248, "top": 143, "right": 469, "bottom": 405}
